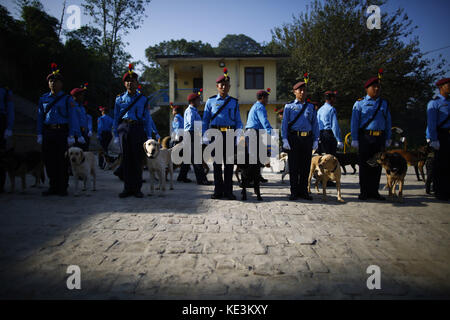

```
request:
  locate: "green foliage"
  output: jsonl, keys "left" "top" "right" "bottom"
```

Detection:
{"left": 217, "top": 34, "right": 262, "bottom": 55}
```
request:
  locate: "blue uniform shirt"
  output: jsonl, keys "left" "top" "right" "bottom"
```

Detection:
{"left": 37, "top": 91, "right": 81, "bottom": 137}
{"left": 0, "top": 87, "right": 14, "bottom": 131}
{"left": 351, "top": 95, "right": 392, "bottom": 141}
{"left": 113, "top": 91, "right": 157, "bottom": 138}
{"left": 75, "top": 102, "right": 89, "bottom": 130}
{"left": 184, "top": 105, "right": 202, "bottom": 131}
{"left": 172, "top": 113, "right": 184, "bottom": 135}
{"left": 426, "top": 94, "right": 450, "bottom": 141}
{"left": 317, "top": 102, "right": 342, "bottom": 142}
{"left": 97, "top": 114, "right": 114, "bottom": 137}
{"left": 87, "top": 114, "right": 92, "bottom": 132}
{"left": 202, "top": 94, "right": 243, "bottom": 134}
{"left": 281, "top": 99, "right": 319, "bottom": 141}
{"left": 245, "top": 101, "right": 272, "bottom": 135}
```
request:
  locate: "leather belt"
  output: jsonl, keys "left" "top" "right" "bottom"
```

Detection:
{"left": 365, "top": 130, "right": 383, "bottom": 136}
{"left": 45, "top": 123, "right": 68, "bottom": 129}
{"left": 290, "top": 130, "right": 311, "bottom": 137}
{"left": 123, "top": 119, "right": 142, "bottom": 124}
{"left": 211, "top": 125, "right": 235, "bottom": 132}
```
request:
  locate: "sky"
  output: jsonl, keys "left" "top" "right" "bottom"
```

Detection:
{"left": 1, "top": 0, "right": 449, "bottom": 76}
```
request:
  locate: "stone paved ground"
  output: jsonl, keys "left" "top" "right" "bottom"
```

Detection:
{"left": 0, "top": 165, "right": 449, "bottom": 299}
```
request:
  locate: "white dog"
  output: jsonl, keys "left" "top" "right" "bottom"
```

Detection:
{"left": 143, "top": 139, "right": 173, "bottom": 196}
{"left": 67, "top": 147, "right": 96, "bottom": 196}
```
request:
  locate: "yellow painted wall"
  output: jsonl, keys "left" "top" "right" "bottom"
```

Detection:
{"left": 170, "top": 59, "right": 278, "bottom": 105}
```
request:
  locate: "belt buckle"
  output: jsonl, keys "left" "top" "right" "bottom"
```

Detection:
{"left": 373, "top": 131, "right": 380, "bottom": 136}
{"left": 301, "top": 132, "right": 307, "bottom": 137}
{"left": 220, "top": 127, "right": 227, "bottom": 132}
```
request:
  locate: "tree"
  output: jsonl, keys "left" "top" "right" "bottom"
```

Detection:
{"left": 143, "top": 39, "right": 215, "bottom": 92}
{"left": 65, "top": 26, "right": 103, "bottom": 50}
{"left": 217, "top": 34, "right": 262, "bottom": 55}
{"left": 82, "top": 0, "right": 152, "bottom": 104}
{"left": 266, "top": 0, "right": 447, "bottom": 146}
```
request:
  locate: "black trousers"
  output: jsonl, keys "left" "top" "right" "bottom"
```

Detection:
{"left": 433, "top": 129, "right": 450, "bottom": 199}
{"left": 178, "top": 133, "right": 208, "bottom": 183}
{"left": 98, "top": 131, "right": 113, "bottom": 167}
{"left": 118, "top": 121, "right": 146, "bottom": 193}
{"left": 213, "top": 131, "right": 234, "bottom": 196}
{"left": 318, "top": 130, "right": 337, "bottom": 156}
{"left": 42, "top": 126, "right": 69, "bottom": 192}
{"left": 358, "top": 131, "right": 384, "bottom": 196}
{"left": 287, "top": 133, "right": 313, "bottom": 196}
{"left": 0, "top": 114, "right": 6, "bottom": 191}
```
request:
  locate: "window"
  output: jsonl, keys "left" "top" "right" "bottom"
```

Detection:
{"left": 245, "top": 67, "right": 264, "bottom": 89}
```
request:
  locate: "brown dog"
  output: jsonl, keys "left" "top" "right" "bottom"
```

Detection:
{"left": 386, "top": 148, "right": 427, "bottom": 181}
{"left": 308, "top": 154, "right": 344, "bottom": 202}
{"left": 368, "top": 152, "right": 407, "bottom": 202}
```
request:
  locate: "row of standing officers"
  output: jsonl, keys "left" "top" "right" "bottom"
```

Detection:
{"left": 0, "top": 64, "right": 448, "bottom": 202}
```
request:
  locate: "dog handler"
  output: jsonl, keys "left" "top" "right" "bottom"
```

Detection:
{"left": 202, "top": 68, "right": 243, "bottom": 200}
{"left": 37, "top": 63, "right": 81, "bottom": 196}
{"left": 351, "top": 73, "right": 392, "bottom": 201}
{"left": 281, "top": 77, "right": 319, "bottom": 201}
{"left": 0, "top": 84, "right": 14, "bottom": 193}
{"left": 97, "top": 106, "right": 114, "bottom": 168}
{"left": 317, "top": 90, "right": 343, "bottom": 156}
{"left": 113, "top": 64, "right": 155, "bottom": 198}
{"left": 70, "top": 83, "right": 88, "bottom": 150}
{"left": 426, "top": 77, "right": 450, "bottom": 201}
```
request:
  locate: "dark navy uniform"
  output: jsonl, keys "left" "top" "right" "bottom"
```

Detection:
{"left": 317, "top": 101, "right": 342, "bottom": 155}
{"left": 97, "top": 108, "right": 113, "bottom": 167}
{"left": 113, "top": 90, "right": 153, "bottom": 196}
{"left": 0, "top": 86, "right": 14, "bottom": 192}
{"left": 281, "top": 97, "right": 319, "bottom": 199}
{"left": 203, "top": 92, "right": 243, "bottom": 198}
{"left": 427, "top": 84, "right": 450, "bottom": 200}
{"left": 37, "top": 89, "right": 81, "bottom": 195}
{"left": 351, "top": 91, "right": 392, "bottom": 199}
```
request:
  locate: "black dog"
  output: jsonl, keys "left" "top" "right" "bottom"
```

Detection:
{"left": 336, "top": 152, "right": 358, "bottom": 175}
{"left": 235, "top": 148, "right": 263, "bottom": 201}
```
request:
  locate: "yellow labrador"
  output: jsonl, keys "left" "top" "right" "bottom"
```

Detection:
{"left": 308, "top": 154, "right": 344, "bottom": 202}
{"left": 67, "top": 147, "right": 96, "bottom": 196}
{"left": 143, "top": 139, "right": 173, "bottom": 196}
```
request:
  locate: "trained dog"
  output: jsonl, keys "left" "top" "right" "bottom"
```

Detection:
{"left": 0, "top": 149, "right": 45, "bottom": 193}
{"left": 143, "top": 138, "right": 173, "bottom": 196}
{"left": 67, "top": 147, "right": 97, "bottom": 196}
{"left": 308, "top": 154, "right": 344, "bottom": 202}
{"left": 335, "top": 152, "right": 358, "bottom": 175}
{"left": 386, "top": 148, "right": 427, "bottom": 181}
{"left": 367, "top": 151, "right": 407, "bottom": 202}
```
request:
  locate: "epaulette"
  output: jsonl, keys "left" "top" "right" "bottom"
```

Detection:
{"left": 209, "top": 95, "right": 217, "bottom": 99}
{"left": 433, "top": 96, "right": 439, "bottom": 100}
{"left": 357, "top": 98, "right": 363, "bottom": 101}
{"left": 229, "top": 96, "right": 238, "bottom": 101}
{"left": 287, "top": 100, "right": 295, "bottom": 104}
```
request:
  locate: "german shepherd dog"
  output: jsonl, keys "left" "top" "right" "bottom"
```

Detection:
{"left": 367, "top": 152, "right": 407, "bottom": 201}
{"left": 386, "top": 148, "right": 428, "bottom": 181}
{"left": 335, "top": 152, "right": 358, "bottom": 175}
{"left": 0, "top": 149, "right": 45, "bottom": 192}
{"left": 234, "top": 144, "right": 263, "bottom": 201}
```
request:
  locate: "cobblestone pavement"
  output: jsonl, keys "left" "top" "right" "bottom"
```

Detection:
{"left": 0, "top": 165, "right": 449, "bottom": 299}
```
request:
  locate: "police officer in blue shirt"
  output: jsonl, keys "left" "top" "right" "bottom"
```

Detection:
{"left": 113, "top": 63, "right": 155, "bottom": 198}
{"left": 351, "top": 76, "right": 392, "bottom": 200}
{"left": 281, "top": 80, "right": 319, "bottom": 201}
{"left": 202, "top": 68, "right": 243, "bottom": 200}
{"left": 37, "top": 63, "right": 81, "bottom": 196}
{"left": 317, "top": 90, "right": 343, "bottom": 156}
{"left": 426, "top": 77, "right": 450, "bottom": 201}
{"left": 181, "top": 92, "right": 211, "bottom": 185}
{"left": 246, "top": 88, "right": 274, "bottom": 184}
{"left": 71, "top": 84, "right": 89, "bottom": 150}
{"left": 97, "top": 106, "right": 114, "bottom": 168}
{"left": 0, "top": 85, "right": 14, "bottom": 193}
{"left": 172, "top": 104, "right": 191, "bottom": 183}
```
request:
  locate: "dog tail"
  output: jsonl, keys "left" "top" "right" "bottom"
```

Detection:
{"left": 161, "top": 136, "right": 171, "bottom": 149}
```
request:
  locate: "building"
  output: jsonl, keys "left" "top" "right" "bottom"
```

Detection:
{"left": 155, "top": 54, "right": 288, "bottom": 132}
